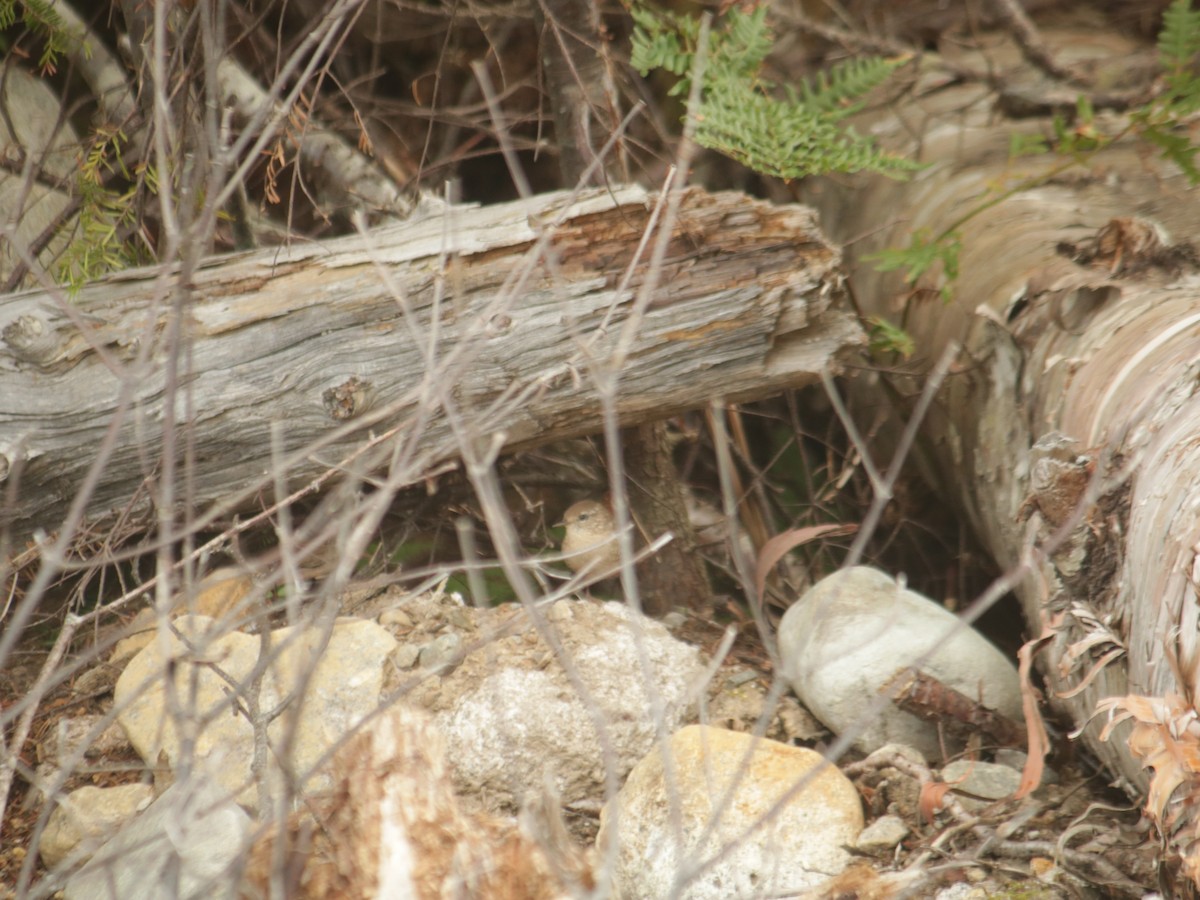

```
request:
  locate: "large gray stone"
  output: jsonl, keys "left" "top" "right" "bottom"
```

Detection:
{"left": 777, "top": 566, "right": 1021, "bottom": 758}
{"left": 418, "top": 599, "right": 705, "bottom": 816}
{"left": 63, "top": 778, "right": 249, "bottom": 900}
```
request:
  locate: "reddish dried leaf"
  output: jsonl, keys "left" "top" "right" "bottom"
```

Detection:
{"left": 919, "top": 781, "right": 953, "bottom": 823}
{"left": 1012, "top": 613, "right": 1063, "bottom": 799}
{"left": 753, "top": 524, "right": 857, "bottom": 604}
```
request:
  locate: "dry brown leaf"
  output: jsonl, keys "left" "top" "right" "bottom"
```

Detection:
{"left": 753, "top": 524, "right": 857, "bottom": 604}
{"left": 1012, "top": 611, "right": 1062, "bottom": 799}
{"left": 1098, "top": 692, "right": 1200, "bottom": 890}
{"left": 918, "top": 780, "right": 953, "bottom": 823}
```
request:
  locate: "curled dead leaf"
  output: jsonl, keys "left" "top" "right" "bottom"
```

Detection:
{"left": 753, "top": 524, "right": 857, "bottom": 606}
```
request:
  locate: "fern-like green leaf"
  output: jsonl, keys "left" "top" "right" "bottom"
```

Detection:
{"left": 868, "top": 229, "right": 961, "bottom": 298}
{"left": 56, "top": 128, "right": 152, "bottom": 291}
{"left": 868, "top": 316, "right": 915, "bottom": 358}
{"left": 1142, "top": 123, "right": 1200, "bottom": 183}
{"left": 2, "top": 0, "right": 76, "bottom": 74}
{"left": 630, "top": 3, "right": 915, "bottom": 181}
{"left": 1160, "top": 0, "right": 1200, "bottom": 77}
{"left": 717, "top": 6, "right": 772, "bottom": 78}
{"left": 797, "top": 56, "right": 908, "bottom": 117}
{"left": 1158, "top": 0, "right": 1200, "bottom": 113}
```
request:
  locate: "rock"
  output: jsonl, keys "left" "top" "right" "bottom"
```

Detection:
{"left": 41, "top": 714, "right": 130, "bottom": 765}
{"left": 241, "top": 705, "right": 589, "bottom": 898}
{"left": 63, "top": 777, "right": 249, "bottom": 900}
{"left": 379, "top": 607, "right": 414, "bottom": 629}
{"left": 39, "top": 783, "right": 154, "bottom": 869}
{"left": 110, "top": 608, "right": 157, "bottom": 665}
{"left": 546, "top": 599, "right": 575, "bottom": 623}
{"left": 777, "top": 566, "right": 1021, "bottom": 758}
{"left": 661, "top": 610, "right": 687, "bottom": 630}
{"left": 854, "top": 814, "right": 910, "bottom": 853}
{"left": 390, "top": 642, "right": 421, "bottom": 670}
{"left": 109, "top": 571, "right": 255, "bottom": 665}
{"left": 115, "top": 614, "right": 396, "bottom": 808}
{"left": 941, "top": 759, "right": 1022, "bottom": 806}
{"left": 419, "top": 600, "right": 704, "bottom": 820}
{"left": 993, "top": 748, "right": 1059, "bottom": 784}
{"left": 181, "top": 568, "right": 255, "bottom": 621}
{"left": 598, "top": 725, "right": 863, "bottom": 899}
{"left": 934, "top": 884, "right": 989, "bottom": 900}
{"left": 419, "top": 631, "right": 462, "bottom": 670}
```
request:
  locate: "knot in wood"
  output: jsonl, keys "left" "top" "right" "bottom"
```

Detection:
{"left": 3, "top": 314, "right": 59, "bottom": 366}
{"left": 322, "top": 375, "right": 373, "bottom": 421}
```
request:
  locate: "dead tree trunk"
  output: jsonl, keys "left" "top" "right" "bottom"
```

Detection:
{"left": 802, "top": 19, "right": 1200, "bottom": 870}
{"left": 0, "top": 186, "right": 858, "bottom": 549}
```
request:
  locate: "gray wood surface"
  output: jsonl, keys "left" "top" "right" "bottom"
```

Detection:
{"left": 0, "top": 186, "right": 860, "bottom": 544}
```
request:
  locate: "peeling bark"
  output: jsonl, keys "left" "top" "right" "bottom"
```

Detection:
{"left": 803, "top": 24, "right": 1200, "bottom": 809}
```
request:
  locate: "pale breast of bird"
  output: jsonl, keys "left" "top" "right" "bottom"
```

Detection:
{"left": 558, "top": 500, "right": 622, "bottom": 575}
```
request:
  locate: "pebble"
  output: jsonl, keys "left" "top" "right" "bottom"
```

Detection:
{"left": 389, "top": 643, "right": 421, "bottom": 670}
{"left": 941, "top": 759, "right": 1021, "bottom": 806}
{"left": 419, "top": 632, "right": 462, "bottom": 670}
{"left": 854, "top": 814, "right": 910, "bottom": 853}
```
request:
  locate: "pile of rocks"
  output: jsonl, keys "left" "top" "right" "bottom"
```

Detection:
{"left": 32, "top": 565, "right": 1037, "bottom": 899}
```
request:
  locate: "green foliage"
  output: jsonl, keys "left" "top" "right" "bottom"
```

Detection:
{"left": 56, "top": 127, "right": 153, "bottom": 292}
{"left": 1140, "top": 122, "right": 1200, "bottom": 182}
{"left": 630, "top": 5, "right": 918, "bottom": 180}
{"left": 1008, "top": 132, "right": 1049, "bottom": 158}
{"left": 1131, "top": 0, "right": 1200, "bottom": 182}
{"left": 1158, "top": 0, "right": 1200, "bottom": 113}
{"left": 867, "top": 316, "right": 914, "bottom": 358}
{"left": 868, "top": 229, "right": 961, "bottom": 301}
{"left": 0, "top": 0, "right": 78, "bottom": 74}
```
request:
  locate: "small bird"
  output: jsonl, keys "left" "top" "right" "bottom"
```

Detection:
{"left": 558, "top": 499, "right": 622, "bottom": 576}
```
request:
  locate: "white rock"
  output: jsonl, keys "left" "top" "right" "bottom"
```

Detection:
{"left": 429, "top": 600, "right": 704, "bottom": 814}
{"left": 39, "top": 783, "right": 154, "bottom": 869}
{"left": 598, "top": 725, "right": 863, "bottom": 899}
{"left": 240, "top": 705, "right": 585, "bottom": 898}
{"left": 777, "top": 566, "right": 1021, "bottom": 758}
{"left": 63, "top": 777, "right": 249, "bottom": 900}
{"left": 115, "top": 614, "right": 396, "bottom": 808}
{"left": 935, "top": 884, "right": 989, "bottom": 900}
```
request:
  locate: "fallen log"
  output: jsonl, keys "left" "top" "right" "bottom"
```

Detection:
{"left": 0, "top": 185, "right": 859, "bottom": 546}
{"left": 801, "top": 20, "right": 1200, "bottom": 871}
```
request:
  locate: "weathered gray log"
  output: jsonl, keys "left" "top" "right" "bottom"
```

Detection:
{"left": 0, "top": 185, "right": 860, "bottom": 546}
{"left": 802, "top": 23, "right": 1200, "bottom": 824}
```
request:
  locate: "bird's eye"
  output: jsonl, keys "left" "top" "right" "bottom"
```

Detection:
{"left": 578, "top": 513, "right": 589, "bottom": 522}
